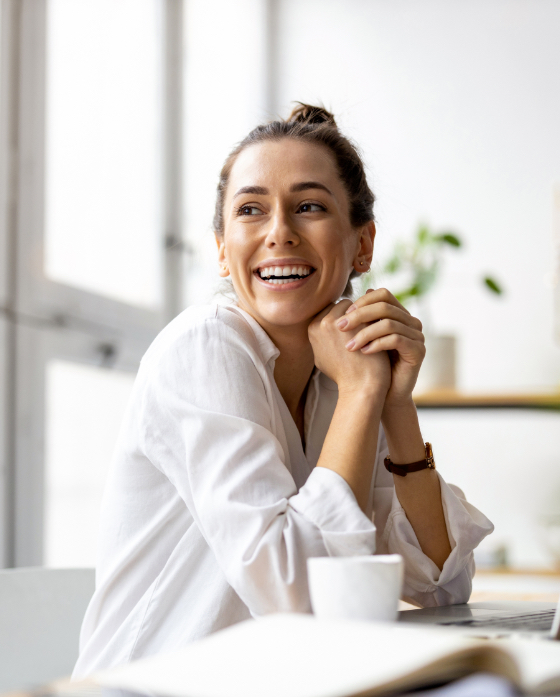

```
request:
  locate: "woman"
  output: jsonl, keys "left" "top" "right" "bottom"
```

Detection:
{"left": 73, "top": 104, "right": 493, "bottom": 677}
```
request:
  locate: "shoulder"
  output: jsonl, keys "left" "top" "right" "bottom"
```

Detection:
{"left": 136, "top": 305, "right": 274, "bottom": 426}
{"left": 141, "top": 304, "right": 263, "bottom": 370}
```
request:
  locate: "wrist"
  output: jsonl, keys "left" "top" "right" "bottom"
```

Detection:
{"left": 338, "top": 382, "right": 389, "bottom": 403}
{"left": 382, "top": 395, "right": 417, "bottom": 419}
{"left": 381, "top": 398, "right": 425, "bottom": 465}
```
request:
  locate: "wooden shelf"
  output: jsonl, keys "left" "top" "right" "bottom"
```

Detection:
{"left": 413, "top": 390, "right": 560, "bottom": 410}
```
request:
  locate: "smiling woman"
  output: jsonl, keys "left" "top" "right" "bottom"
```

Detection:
{"left": 72, "top": 105, "right": 494, "bottom": 678}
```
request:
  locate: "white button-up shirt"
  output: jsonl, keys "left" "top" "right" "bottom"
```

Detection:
{"left": 74, "top": 305, "right": 493, "bottom": 678}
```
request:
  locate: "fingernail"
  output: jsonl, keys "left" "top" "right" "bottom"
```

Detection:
{"left": 366, "top": 288, "right": 374, "bottom": 294}
{"left": 345, "top": 304, "right": 357, "bottom": 314}
{"left": 345, "top": 339, "right": 355, "bottom": 350}
{"left": 337, "top": 318, "right": 348, "bottom": 329}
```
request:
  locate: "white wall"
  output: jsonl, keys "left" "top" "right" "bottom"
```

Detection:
{"left": 417, "top": 408, "right": 560, "bottom": 568}
{"left": 275, "top": 0, "right": 560, "bottom": 393}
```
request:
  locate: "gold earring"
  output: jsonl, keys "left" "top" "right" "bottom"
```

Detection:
{"left": 359, "top": 261, "right": 364, "bottom": 266}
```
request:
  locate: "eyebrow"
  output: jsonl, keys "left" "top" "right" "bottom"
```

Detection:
{"left": 233, "top": 181, "right": 333, "bottom": 199}
{"left": 289, "top": 181, "right": 333, "bottom": 196}
{"left": 233, "top": 185, "right": 269, "bottom": 199}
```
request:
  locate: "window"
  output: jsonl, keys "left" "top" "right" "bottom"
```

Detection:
{"left": 0, "top": 0, "right": 183, "bottom": 567}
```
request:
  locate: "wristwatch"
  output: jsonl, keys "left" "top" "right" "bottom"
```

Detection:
{"left": 384, "top": 442, "right": 436, "bottom": 477}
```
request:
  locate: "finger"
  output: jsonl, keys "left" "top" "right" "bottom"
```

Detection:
{"left": 360, "top": 334, "right": 425, "bottom": 364}
{"left": 346, "top": 287, "right": 410, "bottom": 316}
{"left": 346, "top": 319, "right": 424, "bottom": 351}
{"left": 338, "top": 302, "right": 422, "bottom": 332}
{"left": 321, "top": 299, "right": 354, "bottom": 323}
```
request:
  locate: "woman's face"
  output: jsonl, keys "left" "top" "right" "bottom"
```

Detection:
{"left": 217, "top": 138, "right": 374, "bottom": 331}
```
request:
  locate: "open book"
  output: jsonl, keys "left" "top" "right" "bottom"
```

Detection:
{"left": 94, "top": 614, "right": 560, "bottom": 697}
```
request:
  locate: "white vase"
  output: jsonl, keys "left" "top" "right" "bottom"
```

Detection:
{"left": 413, "top": 334, "right": 457, "bottom": 395}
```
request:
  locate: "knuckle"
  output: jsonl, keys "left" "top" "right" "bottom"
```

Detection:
{"left": 383, "top": 318, "right": 397, "bottom": 332}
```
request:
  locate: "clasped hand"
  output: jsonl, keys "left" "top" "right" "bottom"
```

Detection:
{"left": 308, "top": 288, "right": 425, "bottom": 406}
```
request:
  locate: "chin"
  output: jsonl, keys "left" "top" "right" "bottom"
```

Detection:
{"left": 254, "top": 297, "right": 329, "bottom": 328}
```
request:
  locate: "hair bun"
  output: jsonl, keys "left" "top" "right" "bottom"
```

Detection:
{"left": 286, "top": 102, "right": 337, "bottom": 127}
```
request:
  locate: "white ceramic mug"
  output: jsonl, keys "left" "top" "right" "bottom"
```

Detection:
{"left": 307, "top": 554, "right": 404, "bottom": 622}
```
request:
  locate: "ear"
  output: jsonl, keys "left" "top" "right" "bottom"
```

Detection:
{"left": 352, "top": 220, "right": 376, "bottom": 273}
{"left": 215, "top": 233, "right": 230, "bottom": 278}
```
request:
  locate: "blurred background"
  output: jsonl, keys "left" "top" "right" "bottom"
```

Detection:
{"left": 0, "top": 0, "right": 559, "bottom": 582}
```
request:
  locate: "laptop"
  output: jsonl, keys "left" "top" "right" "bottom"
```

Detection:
{"left": 399, "top": 598, "right": 560, "bottom": 640}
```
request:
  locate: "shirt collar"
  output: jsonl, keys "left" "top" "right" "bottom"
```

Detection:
{"left": 226, "top": 304, "right": 281, "bottom": 366}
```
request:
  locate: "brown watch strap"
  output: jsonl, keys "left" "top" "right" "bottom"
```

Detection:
{"left": 384, "top": 442, "right": 436, "bottom": 477}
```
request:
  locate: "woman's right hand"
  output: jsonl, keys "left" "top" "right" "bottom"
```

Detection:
{"left": 308, "top": 300, "right": 391, "bottom": 397}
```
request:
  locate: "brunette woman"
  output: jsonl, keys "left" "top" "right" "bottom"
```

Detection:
{"left": 74, "top": 104, "right": 492, "bottom": 677}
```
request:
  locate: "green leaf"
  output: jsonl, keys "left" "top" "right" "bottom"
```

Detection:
{"left": 438, "top": 232, "right": 462, "bottom": 247}
{"left": 484, "top": 276, "right": 503, "bottom": 294}
{"left": 396, "top": 283, "right": 422, "bottom": 303}
{"left": 417, "top": 225, "right": 430, "bottom": 245}
{"left": 384, "top": 255, "right": 401, "bottom": 274}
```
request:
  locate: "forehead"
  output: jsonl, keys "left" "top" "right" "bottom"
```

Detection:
{"left": 227, "top": 138, "right": 343, "bottom": 196}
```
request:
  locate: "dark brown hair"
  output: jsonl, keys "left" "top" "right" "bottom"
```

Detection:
{"left": 213, "top": 103, "right": 376, "bottom": 296}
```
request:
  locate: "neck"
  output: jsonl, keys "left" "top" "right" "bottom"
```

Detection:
{"left": 270, "top": 323, "right": 315, "bottom": 420}
{"left": 238, "top": 306, "right": 315, "bottom": 423}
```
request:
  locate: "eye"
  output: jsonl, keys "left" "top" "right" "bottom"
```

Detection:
{"left": 298, "top": 202, "right": 326, "bottom": 213}
{"left": 237, "top": 205, "right": 262, "bottom": 216}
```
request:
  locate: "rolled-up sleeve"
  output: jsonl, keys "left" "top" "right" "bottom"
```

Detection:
{"left": 140, "top": 317, "right": 376, "bottom": 617}
{"left": 373, "top": 430, "right": 494, "bottom": 607}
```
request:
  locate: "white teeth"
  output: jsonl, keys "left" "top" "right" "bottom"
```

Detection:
{"left": 258, "top": 264, "right": 314, "bottom": 280}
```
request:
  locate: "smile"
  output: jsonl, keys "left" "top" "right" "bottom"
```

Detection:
{"left": 254, "top": 263, "right": 316, "bottom": 288}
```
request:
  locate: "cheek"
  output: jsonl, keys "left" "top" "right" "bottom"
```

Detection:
{"left": 224, "top": 227, "right": 254, "bottom": 264}
{"left": 322, "top": 229, "right": 356, "bottom": 270}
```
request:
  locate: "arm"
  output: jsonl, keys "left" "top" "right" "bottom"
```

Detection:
{"left": 381, "top": 400, "right": 451, "bottom": 570}
{"left": 317, "top": 388, "right": 385, "bottom": 511}
{"left": 308, "top": 301, "right": 391, "bottom": 512}
{"left": 336, "top": 289, "right": 451, "bottom": 570}
{"left": 373, "top": 437, "right": 493, "bottom": 606}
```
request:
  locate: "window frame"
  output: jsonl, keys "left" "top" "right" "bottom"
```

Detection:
{"left": 0, "top": 0, "right": 184, "bottom": 567}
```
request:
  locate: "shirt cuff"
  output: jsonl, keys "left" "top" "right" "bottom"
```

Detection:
{"left": 289, "top": 467, "right": 377, "bottom": 557}
{"left": 383, "top": 472, "right": 494, "bottom": 593}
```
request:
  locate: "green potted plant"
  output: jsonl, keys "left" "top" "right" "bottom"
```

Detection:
{"left": 360, "top": 224, "right": 503, "bottom": 394}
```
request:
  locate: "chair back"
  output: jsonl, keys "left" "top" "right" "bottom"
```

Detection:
{"left": 0, "top": 567, "right": 95, "bottom": 692}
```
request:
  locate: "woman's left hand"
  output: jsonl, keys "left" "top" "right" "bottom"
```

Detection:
{"left": 336, "top": 288, "right": 425, "bottom": 407}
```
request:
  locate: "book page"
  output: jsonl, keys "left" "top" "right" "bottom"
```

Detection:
{"left": 496, "top": 639, "right": 560, "bottom": 695}
{"left": 95, "top": 614, "right": 520, "bottom": 697}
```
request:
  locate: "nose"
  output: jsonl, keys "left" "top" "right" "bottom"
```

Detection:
{"left": 265, "top": 208, "right": 300, "bottom": 249}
